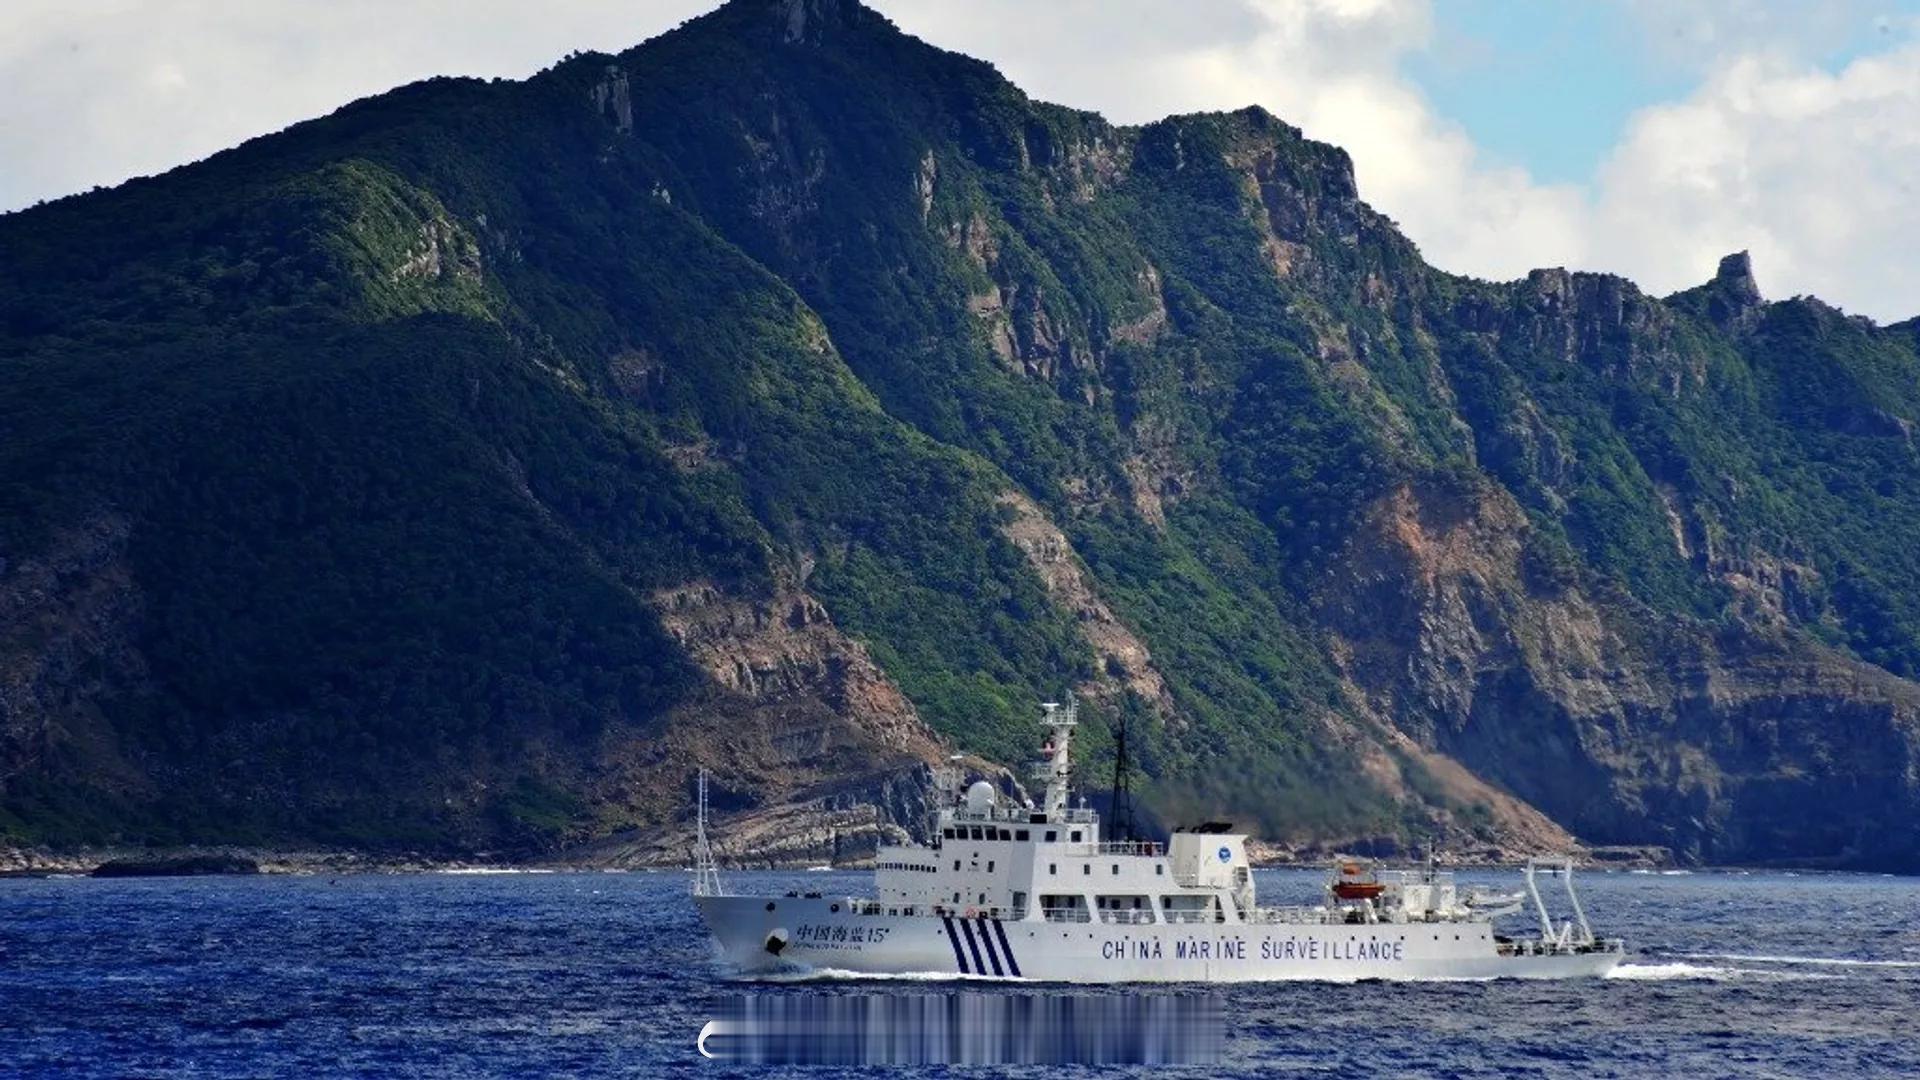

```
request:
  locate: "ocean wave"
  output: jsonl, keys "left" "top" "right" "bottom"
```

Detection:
{"left": 1680, "top": 952, "right": 1920, "bottom": 969}
{"left": 1606, "top": 961, "right": 1841, "bottom": 982}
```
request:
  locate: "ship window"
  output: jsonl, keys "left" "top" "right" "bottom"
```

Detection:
{"left": 1111, "top": 864, "right": 1120, "bottom": 875}
{"left": 1070, "top": 831, "right": 1082, "bottom": 842}
{"left": 954, "top": 892, "right": 961, "bottom": 903}
{"left": 1016, "top": 830, "right": 1029, "bottom": 841}
{"left": 998, "top": 829, "right": 1012, "bottom": 841}
{"left": 953, "top": 860, "right": 960, "bottom": 871}
{"left": 942, "top": 828, "right": 952, "bottom": 839}
{"left": 988, "top": 861, "right": 995, "bottom": 872}
{"left": 970, "top": 827, "right": 984, "bottom": 841}
{"left": 1083, "top": 864, "right": 1091, "bottom": 876}
{"left": 1156, "top": 864, "right": 1165, "bottom": 876}
{"left": 979, "top": 893, "right": 986, "bottom": 903}
{"left": 1049, "top": 863, "right": 1057, "bottom": 875}
{"left": 1045, "top": 831, "right": 1057, "bottom": 842}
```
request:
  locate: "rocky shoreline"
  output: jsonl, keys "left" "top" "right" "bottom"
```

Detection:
{"left": 0, "top": 846, "right": 507, "bottom": 878}
{"left": 2, "top": 838, "right": 1681, "bottom": 878}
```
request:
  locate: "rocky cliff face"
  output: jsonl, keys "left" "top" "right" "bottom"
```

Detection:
{"left": 2, "top": 0, "right": 1919, "bottom": 868}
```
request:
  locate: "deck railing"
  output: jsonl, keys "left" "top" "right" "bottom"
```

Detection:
{"left": 1087, "top": 840, "right": 1162, "bottom": 857}
{"left": 1160, "top": 909, "right": 1217, "bottom": 925}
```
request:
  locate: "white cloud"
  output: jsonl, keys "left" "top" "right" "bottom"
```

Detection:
{"left": 1, "top": 0, "right": 1915, "bottom": 321}
{"left": 1591, "top": 45, "right": 1920, "bottom": 319}
{"left": 0, "top": 1, "right": 711, "bottom": 210}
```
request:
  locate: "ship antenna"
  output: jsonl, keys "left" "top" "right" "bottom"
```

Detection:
{"left": 1109, "top": 707, "right": 1136, "bottom": 842}
{"left": 692, "top": 768, "right": 725, "bottom": 898}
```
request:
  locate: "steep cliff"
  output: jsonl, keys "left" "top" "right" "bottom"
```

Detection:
{"left": 2, "top": 0, "right": 1918, "bottom": 868}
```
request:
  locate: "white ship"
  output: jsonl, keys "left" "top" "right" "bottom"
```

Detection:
{"left": 694, "top": 699, "right": 1624, "bottom": 982}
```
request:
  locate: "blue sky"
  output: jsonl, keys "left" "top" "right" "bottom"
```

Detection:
{"left": 1407, "top": 3, "right": 1693, "bottom": 184}
{"left": 3, "top": 0, "right": 1917, "bottom": 319}
{"left": 1408, "top": 0, "right": 1919, "bottom": 185}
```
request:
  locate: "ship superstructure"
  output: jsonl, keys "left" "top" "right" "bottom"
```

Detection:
{"left": 694, "top": 699, "right": 1624, "bottom": 981}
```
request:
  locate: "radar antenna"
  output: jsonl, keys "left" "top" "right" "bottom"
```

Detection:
{"left": 692, "top": 768, "right": 725, "bottom": 898}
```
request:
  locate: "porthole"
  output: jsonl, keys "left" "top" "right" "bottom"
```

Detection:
{"left": 765, "top": 902, "right": 777, "bottom": 912}
{"left": 831, "top": 904, "right": 840, "bottom": 913}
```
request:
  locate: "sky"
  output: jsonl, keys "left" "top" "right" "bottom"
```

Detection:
{"left": 3, "top": 0, "right": 1917, "bottom": 321}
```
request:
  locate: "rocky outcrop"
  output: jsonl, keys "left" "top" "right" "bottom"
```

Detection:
{"left": 649, "top": 578, "right": 936, "bottom": 754}
{"left": 588, "top": 64, "right": 633, "bottom": 135}
{"left": 1220, "top": 108, "right": 1363, "bottom": 287}
{"left": 994, "top": 492, "right": 1176, "bottom": 717}
{"left": 1705, "top": 250, "right": 1764, "bottom": 329}
{"left": 548, "top": 577, "right": 962, "bottom": 863}
{"left": 390, "top": 216, "right": 484, "bottom": 284}
{"left": 1318, "top": 480, "right": 1920, "bottom": 867}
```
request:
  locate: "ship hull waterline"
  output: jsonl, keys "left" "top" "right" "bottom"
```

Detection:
{"left": 697, "top": 895, "right": 1623, "bottom": 983}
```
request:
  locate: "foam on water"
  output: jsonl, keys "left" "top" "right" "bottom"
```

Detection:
{"left": 1607, "top": 960, "right": 1842, "bottom": 982}
{"left": 1605, "top": 961, "right": 1733, "bottom": 981}
{"left": 1682, "top": 952, "right": 1920, "bottom": 969}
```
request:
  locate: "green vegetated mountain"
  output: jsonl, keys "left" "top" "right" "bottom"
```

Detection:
{"left": 4, "top": 0, "right": 1919, "bottom": 868}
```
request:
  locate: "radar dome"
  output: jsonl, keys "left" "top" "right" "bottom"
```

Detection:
{"left": 965, "top": 780, "right": 996, "bottom": 815}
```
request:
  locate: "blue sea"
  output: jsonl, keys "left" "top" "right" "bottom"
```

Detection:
{"left": 3, "top": 867, "right": 1916, "bottom": 1076}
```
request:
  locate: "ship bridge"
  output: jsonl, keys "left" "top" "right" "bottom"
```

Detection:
{"left": 871, "top": 698, "right": 1256, "bottom": 925}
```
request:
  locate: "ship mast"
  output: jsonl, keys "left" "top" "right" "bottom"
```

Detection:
{"left": 1034, "top": 696, "right": 1079, "bottom": 819}
{"left": 692, "top": 768, "right": 725, "bottom": 897}
{"left": 1108, "top": 707, "right": 1136, "bottom": 842}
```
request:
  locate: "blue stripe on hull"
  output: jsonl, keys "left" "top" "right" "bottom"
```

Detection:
{"left": 958, "top": 918, "right": 987, "bottom": 975}
{"left": 990, "top": 919, "right": 1022, "bottom": 978}
{"left": 939, "top": 915, "right": 969, "bottom": 974}
{"left": 974, "top": 918, "right": 1005, "bottom": 976}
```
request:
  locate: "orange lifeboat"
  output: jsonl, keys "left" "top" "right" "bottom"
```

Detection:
{"left": 1331, "top": 861, "right": 1385, "bottom": 901}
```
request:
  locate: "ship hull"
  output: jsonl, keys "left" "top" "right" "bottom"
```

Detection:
{"left": 697, "top": 895, "right": 1622, "bottom": 983}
